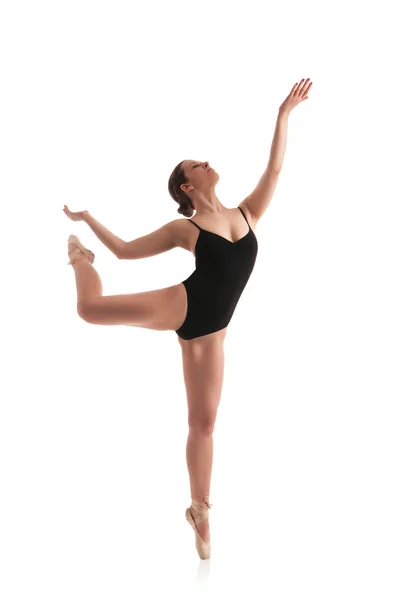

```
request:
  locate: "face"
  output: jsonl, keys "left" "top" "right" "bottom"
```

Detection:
{"left": 180, "top": 160, "right": 219, "bottom": 196}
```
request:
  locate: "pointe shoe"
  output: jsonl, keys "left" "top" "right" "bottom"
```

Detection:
{"left": 185, "top": 496, "right": 212, "bottom": 560}
{"left": 67, "top": 235, "right": 95, "bottom": 266}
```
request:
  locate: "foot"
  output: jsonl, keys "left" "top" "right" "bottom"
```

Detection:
{"left": 68, "top": 241, "right": 79, "bottom": 254}
{"left": 68, "top": 241, "right": 85, "bottom": 264}
{"left": 190, "top": 508, "right": 210, "bottom": 543}
{"left": 67, "top": 238, "right": 94, "bottom": 265}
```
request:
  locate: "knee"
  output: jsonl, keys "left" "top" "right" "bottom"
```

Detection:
{"left": 188, "top": 419, "right": 216, "bottom": 436}
{"left": 77, "top": 302, "right": 96, "bottom": 323}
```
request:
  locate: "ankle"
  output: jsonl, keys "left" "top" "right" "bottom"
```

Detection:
{"left": 191, "top": 496, "right": 211, "bottom": 509}
{"left": 190, "top": 496, "right": 212, "bottom": 522}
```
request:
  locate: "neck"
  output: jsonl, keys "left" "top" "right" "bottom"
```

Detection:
{"left": 192, "top": 192, "right": 224, "bottom": 216}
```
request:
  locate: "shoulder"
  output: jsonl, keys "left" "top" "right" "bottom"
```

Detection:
{"left": 171, "top": 218, "right": 195, "bottom": 252}
{"left": 237, "top": 198, "right": 258, "bottom": 230}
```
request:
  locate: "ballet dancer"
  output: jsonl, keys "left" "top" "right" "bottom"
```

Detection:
{"left": 64, "top": 77, "right": 312, "bottom": 559}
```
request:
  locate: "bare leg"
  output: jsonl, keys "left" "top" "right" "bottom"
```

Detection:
{"left": 69, "top": 241, "right": 103, "bottom": 306}
{"left": 179, "top": 330, "right": 226, "bottom": 543}
{"left": 67, "top": 241, "right": 187, "bottom": 330}
{"left": 186, "top": 430, "right": 213, "bottom": 499}
{"left": 71, "top": 259, "right": 103, "bottom": 307}
{"left": 186, "top": 428, "right": 214, "bottom": 542}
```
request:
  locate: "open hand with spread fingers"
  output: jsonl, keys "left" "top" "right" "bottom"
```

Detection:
{"left": 279, "top": 78, "right": 313, "bottom": 115}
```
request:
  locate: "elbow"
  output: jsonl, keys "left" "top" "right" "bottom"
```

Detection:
{"left": 117, "top": 241, "right": 136, "bottom": 260}
{"left": 116, "top": 243, "right": 126, "bottom": 260}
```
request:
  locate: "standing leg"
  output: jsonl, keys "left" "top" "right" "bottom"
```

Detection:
{"left": 179, "top": 329, "right": 226, "bottom": 542}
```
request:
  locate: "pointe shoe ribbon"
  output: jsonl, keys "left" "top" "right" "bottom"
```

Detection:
{"left": 67, "top": 235, "right": 95, "bottom": 266}
{"left": 185, "top": 496, "right": 212, "bottom": 560}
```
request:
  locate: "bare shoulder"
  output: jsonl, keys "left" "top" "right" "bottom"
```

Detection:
{"left": 237, "top": 198, "right": 258, "bottom": 232}
{"left": 172, "top": 217, "right": 194, "bottom": 253}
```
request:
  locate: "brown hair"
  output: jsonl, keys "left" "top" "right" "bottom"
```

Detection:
{"left": 168, "top": 160, "right": 195, "bottom": 218}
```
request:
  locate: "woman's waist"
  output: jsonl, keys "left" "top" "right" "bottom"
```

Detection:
{"left": 183, "top": 269, "right": 251, "bottom": 294}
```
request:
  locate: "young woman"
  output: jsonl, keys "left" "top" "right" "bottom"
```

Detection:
{"left": 63, "top": 78, "right": 312, "bottom": 559}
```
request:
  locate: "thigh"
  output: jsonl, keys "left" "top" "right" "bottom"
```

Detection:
{"left": 79, "top": 283, "right": 188, "bottom": 330}
{"left": 179, "top": 329, "right": 227, "bottom": 426}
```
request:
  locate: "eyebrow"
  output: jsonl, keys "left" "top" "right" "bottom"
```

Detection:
{"left": 190, "top": 161, "right": 200, "bottom": 168}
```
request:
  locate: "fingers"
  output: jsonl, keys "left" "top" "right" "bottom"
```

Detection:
{"left": 297, "top": 78, "right": 312, "bottom": 94}
{"left": 63, "top": 205, "right": 73, "bottom": 219}
{"left": 291, "top": 82, "right": 300, "bottom": 95}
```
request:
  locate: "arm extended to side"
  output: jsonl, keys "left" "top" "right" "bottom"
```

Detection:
{"left": 83, "top": 211, "right": 180, "bottom": 259}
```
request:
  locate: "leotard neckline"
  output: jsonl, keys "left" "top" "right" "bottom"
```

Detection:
{"left": 189, "top": 207, "right": 251, "bottom": 245}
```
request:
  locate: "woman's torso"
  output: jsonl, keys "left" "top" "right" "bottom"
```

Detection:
{"left": 178, "top": 206, "right": 258, "bottom": 332}
{"left": 180, "top": 206, "right": 257, "bottom": 257}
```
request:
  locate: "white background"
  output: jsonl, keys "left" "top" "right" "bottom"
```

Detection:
{"left": 1, "top": 0, "right": 394, "bottom": 598}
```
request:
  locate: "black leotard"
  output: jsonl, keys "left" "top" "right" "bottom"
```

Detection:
{"left": 175, "top": 207, "right": 258, "bottom": 340}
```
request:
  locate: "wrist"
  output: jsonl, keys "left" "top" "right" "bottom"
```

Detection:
{"left": 278, "top": 107, "right": 290, "bottom": 119}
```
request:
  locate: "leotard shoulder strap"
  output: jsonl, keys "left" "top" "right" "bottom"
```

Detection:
{"left": 188, "top": 219, "right": 202, "bottom": 230}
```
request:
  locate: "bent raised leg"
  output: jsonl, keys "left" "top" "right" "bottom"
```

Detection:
{"left": 70, "top": 257, "right": 187, "bottom": 331}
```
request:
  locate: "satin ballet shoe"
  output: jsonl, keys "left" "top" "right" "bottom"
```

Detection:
{"left": 67, "top": 235, "right": 95, "bottom": 266}
{"left": 185, "top": 496, "right": 212, "bottom": 560}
